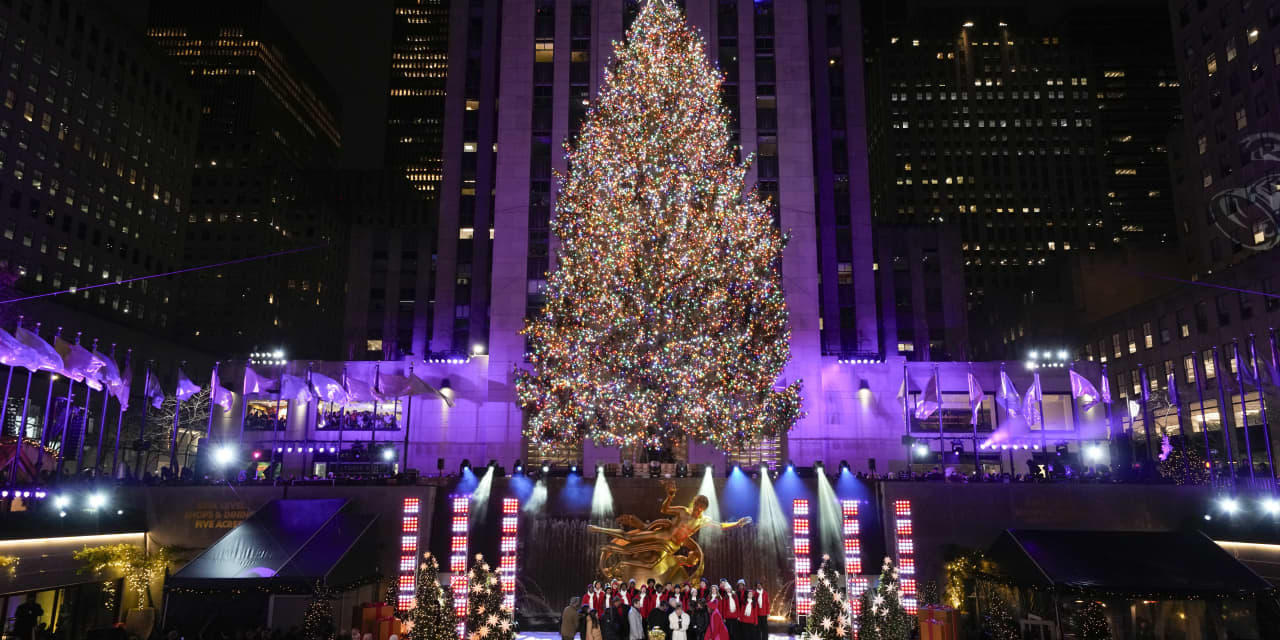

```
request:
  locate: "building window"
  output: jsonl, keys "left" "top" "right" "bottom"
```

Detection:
{"left": 1203, "top": 350, "right": 1216, "bottom": 379}
{"left": 1112, "top": 333, "right": 1122, "bottom": 359}
{"left": 1216, "top": 295, "right": 1232, "bottom": 326}
{"left": 1207, "top": 53, "right": 1218, "bottom": 75}
{"left": 837, "top": 262, "right": 853, "bottom": 285}
{"left": 1236, "top": 108, "right": 1249, "bottom": 130}
{"left": 1127, "top": 328, "right": 1138, "bottom": 354}
{"left": 1183, "top": 355, "right": 1197, "bottom": 383}
{"left": 1227, "top": 38, "right": 1238, "bottom": 62}
{"left": 1142, "top": 322, "right": 1153, "bottom": 349}
{"left": 1159, "top": 317, "right": 1172, "bottom": 345}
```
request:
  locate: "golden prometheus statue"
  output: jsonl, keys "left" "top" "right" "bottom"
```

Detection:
{"left": 588, "top": 479, "right": 752, "bottom": 584}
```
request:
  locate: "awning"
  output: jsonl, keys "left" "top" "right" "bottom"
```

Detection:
{"left": 987, "top": 529, "right": 1273, "bottom": 599}
{"left": 167, "top": 498, "right": 377, "bottom": 592}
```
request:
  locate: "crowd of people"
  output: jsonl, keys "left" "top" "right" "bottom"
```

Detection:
{"left": 243, "top": 406, "right": 286, "bottom": 432}
{"left": 317, "top": 409, "right": 399, "bottom": 431}
{"left": 560, "top": 578, "right": 770, "bottom": 640}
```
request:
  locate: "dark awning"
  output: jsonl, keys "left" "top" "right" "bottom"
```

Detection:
{"left": 987, "top": 529, "right": 1273, "bottom": 598}
{"left": 168, "top": 498, "right": 377, "bottom": 592}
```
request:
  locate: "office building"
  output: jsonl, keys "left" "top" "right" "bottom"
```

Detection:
{"left": 146, "top": 1, "right": 346, "bottom": 359}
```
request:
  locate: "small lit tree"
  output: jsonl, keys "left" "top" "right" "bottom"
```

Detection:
{"left": 806, "top": 555, "right": 850, "bottom": 640}
{"left": 465, "top": 554, "right": 514, "bottom": 640}
{"left": 303, "top": 581, "right": 336, "bottom": 640}
{"left": 978, "top": 585, "right": 1018, "bottom": 640}
{"left": 1074, "top": 600, "right": 1112, "bottom": 640}
{"left": 856, "top": 557, "right": 913, "bottom": 640}
{"left": 407, "top": 553, "right": 458, "bottom": 640}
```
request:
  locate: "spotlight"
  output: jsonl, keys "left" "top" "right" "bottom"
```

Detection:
{"left": 542, "top": 461, "right": 551, "bottom": 474}
{"left": 116, "top": 510, "right": 123, "bottom": 515}
{"left": 1204, "top": 514, "right": 1212, "bottom": 521}
{"left": 570, "top": 463, "right": 579, "bottom": 474}
{"left": 786, "top": 460, "right": 795, "bottom": 473}
{"left": 252, "top": 450, "right": 262, "bottom": 460}
{"left": 54, "top": 495, "right": 70, "bottom": 509}
{"left": 951, "top": 441, "right": 964, "bottom": 456}
{"left": 621, "top": 461, "right": 635, "bottom": 477}
{"left": 1085, "top": 445, "right": 1103, "bottom": 462}
{"left": 913, "top": 443, "right": 930, "bottom": 458}
{"left": 597, "top": 464, "right": 605, "bottom": 476}
{"left": 839, "top": 460, "right": 850, "bottom": 473}
{"left": 650, "top": 461, "right": 662, "bottom": 478}
{"left": 1055, "top": 443, "right": 1069, "bottom": 457}
{"left": 1263, "top": 499, "right": 1280, "bottom": 516}
{"left": 87, "top": 493, "right": 106, "bottom": 511}
{"left": 460, "top": 459, "right": 472, "bottom": 474}
{"left": 514, "top": 460, "right": 524, "bottom": 475}
{"left": 383, "top": 449, "right": 395, "bottom": 461}
{"left": 214, "top": 446, "right": 236, "bottom": 467}
{"left": 1220, "top": 497, "right": 1240, "bottom": 514}
{"left": 676, "top": 462, "right": 688, "bottom": 477}
{"left": 59, "top": 511, "right": 66, "bottom": 518}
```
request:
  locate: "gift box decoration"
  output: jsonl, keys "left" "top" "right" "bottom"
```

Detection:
{"left": 917, "top": 605, "right": 958, "bottom": 640}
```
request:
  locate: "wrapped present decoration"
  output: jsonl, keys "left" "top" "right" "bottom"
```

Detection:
{"left": 374, "top": 616, "right": 401, "bottom": 640}
{"left": 647, "top": 628, "right": 667, "bottom": 640}
{"left": 918, "top": 605, "right": 958, "bottom": 640}
{"left": 356, "top": 604, "right": 394, "bottom": 633}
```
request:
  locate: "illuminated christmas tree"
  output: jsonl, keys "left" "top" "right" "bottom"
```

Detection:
{"left": 465, "top": 554, "right": 514, "bottom": 640}
{"left": 515, "top": 0, "right": 802, "bottom": 450}
{"left": 406, "top": 554, "right": 457, "bottom": 640}
{"left": 807, "top": 555, "right": 851, "bottom": 640}
{"left": 1074, "top": 600, "right": 1112, "bottom": 640}
{"left": 856, "top": 557, "right": 914, "bottom": 640}
{"left": 302, "top": 581, "right": 335, "bottom": 640}
{"left": 978, "top": 588, "right": 1019, "bottom": 640}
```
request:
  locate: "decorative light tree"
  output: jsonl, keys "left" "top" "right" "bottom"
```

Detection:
{"left": 407, "top": 553, "right": 458, "bottom": 640}
{"left": 73, "top": 543, "right": 170, "bottom": 610}
{"left": 978, "top": 587, "right": 1019, "bottom": 640}
{"left": 383, "top": 581, "right": 400, "bottom": 618}
{"left": 806, "top": 555, "right": 851, "bottom": 640}
{"left": 1074, "top": 600, "right": 1112, "bottom": 640}
{"left": 856, "top": 557, "right": 914, "bottom": 640}
{"left": 302, "top": 581, "right": 336, "bottom": 640}
{"left": 515, "top": 0, "right": 802, "bottom": 451}
{"left": 465, "top": 554, "right": 514, "bottom": 640}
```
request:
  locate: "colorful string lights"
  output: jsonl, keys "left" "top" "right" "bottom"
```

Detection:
{"left": 893, "top": 499, "right": 917, "bottom": 615}
{"left": 500, "top": 497, "right": 518, "bottom": 610}
{"left": 794, "top": 498, "right": 812, "bottom": 617}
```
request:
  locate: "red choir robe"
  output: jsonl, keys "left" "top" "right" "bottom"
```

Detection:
{"left": 754, "top": 588, "right": 770, "bottom": 620}
{"left": 721, "top": 591, "right": 739, "bottom": 621}
{"left": 582, "top": 589, "right": 606, "bottom": 612}
{"left": 734, "top": 589, "right": 750, "bottom": 620}
{"left": 638, "top": 591, "right": 655, "bottom": 619}
{"left": 738, "top": 597, "right": 757, "bottom": 627}
{"left": 706, "top": 596, "right": 723, "bottom": 621}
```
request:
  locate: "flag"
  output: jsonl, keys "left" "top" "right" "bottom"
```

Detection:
{"left": 1069, "top": 370, "right": 1103, "bottom": 411}
{"left": 1167, "top": 371, "right": 1179, "bottom": 406}
{"left": 1238, "top": 344, "right": 1260, "bottom": 387}
{"left": 243, "top": 366, "right": 276, "bottom": 394}
{"left": 377, "top": 372, "right": 413, "bottom": 399}
{"left": 175, "top": 370, "right": 201, "bottom": 402}
{"left": 1022, "top": 373, "right": 1043, "bottom": 427}
{"left": 93, "top": 349, "right": 121, "bottom": 388}
{"left": 144, "top": 371, "right": 166, "bottom": 409}
{"left": 16, "top": 328, "right": 64, "bottom": 372}
{"left": 1267, "top": 333, "right": 1280, "bottom": 387}
{"left": 54, "top": 337, "right": 102, "bottom": 382}
{"left": 913, "top": 374, "right": 940, "bottom": 420}
{"left": 344, "top": 375, "right": 377, "bottom": 403}
{"left": 998, "top": 371, "right": 1022, "bottom": 419}
{"left": 967, "top": 373, "right": 984, "bottom": 425}
{"left": 1101, "top": 372, "right": 1112, "bottom": 405}
{"left": 281, "top": 374, "right": 313, "bottom": 401}
{"left": 113, "top": 364, "right": 133, "bottom": 411}
{"left": 0, "top": 328, "right": 40, "bottom": 370}
{"left": 309, "top": 372, "right": 349, "bottom": 405}
{"left": 210, "top": 368, "right": 233, "bottom": 412}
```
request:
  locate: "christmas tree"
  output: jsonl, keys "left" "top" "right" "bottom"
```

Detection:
{"left": 1074, "top": 600, "right": 1112, "bottom": 640}
{"left": 302, "top": 581, "right": 335, "bottom": 640}
{"left": 465, "top": 554, "right": 514, "bottom": 640}
{"left": 515, "top": 0, "right": 802, "bottom": 450}
{"left": 406, "top": 553, "right": 458, "bottom": 640}
{"left": 383, "top": 581, "right": 400, "bottom": 618}
{"left": 856, "top": 557, "right": 914, "bottom": 640}
{"left": 978, "top": 587, "right": 1018, "bottom": 640}
{"left": 806, "top": 555, "right": 851, "bottom": 640}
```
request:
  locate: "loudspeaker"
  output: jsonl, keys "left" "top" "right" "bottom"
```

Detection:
{"left": 867, "top": 458, "right": 876, "bottom": 471}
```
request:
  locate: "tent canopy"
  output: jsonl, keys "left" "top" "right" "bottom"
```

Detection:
{"left": 169, "top": 498, "right": 377, "bottom": 591}
{"left": 988, "top": 529, "right": 1272, "bottom": 598}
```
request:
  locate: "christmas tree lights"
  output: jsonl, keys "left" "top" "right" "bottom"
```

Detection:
{"left": 406, "top": 554, "right": 459, "bottom": 640}
{"left": 807, "top": 555, "right": 852, "bottom": 640}
{"left": 465, "top": 554, "right": 515, "bottom": 640}
{"left": 302, "top": 581, "right": 336, "bottom": 640}
{"left": 515, "top": 0, "right": 802, "bottom": 450}
{"left": 856, "top": 557, "right": 914, "bottom": 640}
{"left": 1074, "top": 600, "right": 1112, "bottom": 640}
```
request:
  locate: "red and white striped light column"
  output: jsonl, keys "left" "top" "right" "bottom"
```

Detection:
{"left": 499, "top": 497, "right": 518, "bottom": 610}
{"left": 793, "top": 498, "right": 812, "bottom": 617}
{"left": 450, "top": 495, "right": 470, "bottom": 639}
{"left": 397, "top": 497, "right": 420, "bottom": 611}
{"left": 893, "top": 499, "right": 917, "bottom": 614}
{"left": 842, "top": 499, "right": 868, "bottom": 637}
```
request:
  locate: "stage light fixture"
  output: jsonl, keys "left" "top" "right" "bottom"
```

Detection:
{"left": 839, "top": 460, "right": 850, "bottom": 473}
{"left": 214, "top": 446, "right": 236, "bottom": 467}
{"left": 786, "top": 460, "right": 795, "bottom": 473}
{"left": 542, "top": 461, "right": 551, "bottom": 474}
{"left": 1220, "top": 497, "right": 1240, "bottom": 514}
{"left": 383, "top": 449, "right": 396, "bottom": 461}
{"left": 460, "top": 459, "right": 472, "bottom": 474}
{"left": 913, "top": 443, "right": 930, "bottom": 458}
{"left": 1055, "top": 443, "right": 1069, "bottom": 457}
{"left": 570, "top": 463, "right": 579, "bottom": 474}
{"left": 1085, "top": 445, "right": 1104, "bottom": 462}
{"left": 87, "top": 493, "right": 106, "bottom": 511}
{"left": 621, "top": 461, "right": 635, "bottom": 477}
{"left": 514, "top": 460, "right": 524, "bottom": 475}
{"left": 675, "top": 462, "right": 688, "bottom": 477}
{"left": 650, "top": 461, "right": 662, "bottom": 478}
{"left": 54, "top": 495, "right": 69, "bottom": 509}
{"left": 1263, "top": 499, "right": 1280, "bottom": 515}
{"left": 950, "top": 441, "right": 963, "bottom": 456}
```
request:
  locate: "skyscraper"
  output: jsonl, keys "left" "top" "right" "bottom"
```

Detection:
{"left": 146, "top": 1, "right": 346, "bottom": 358}
{"left": 386, "top": 0, "right": 451, "bottom": 202}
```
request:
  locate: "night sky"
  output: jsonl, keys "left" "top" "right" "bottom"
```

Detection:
{"left": 119, "top": 0, "right": 393, "bottom": 169}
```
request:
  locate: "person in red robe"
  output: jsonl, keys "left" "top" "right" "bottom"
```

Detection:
{"left": 637, "top": 584, "right": 655, "bottom": 619}
{"left": 706, "top": 609, "right": 730, "bottom": 640}
{"left": 706, "top": 587, "right": 723, "bottom": 622}
{"left": 737, "top": 591, "right": 757, "bottom": 639}
{"left": 583, "top": 581, "right": 606, "bottom": 612}
{"left": 753, "top": 581, "right": 770, "bottom": 640}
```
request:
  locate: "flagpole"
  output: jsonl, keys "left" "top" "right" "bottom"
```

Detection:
{"left": 1102, "top": 364, "right": 1115, "bottom": 470}
{"left": 968, "top": 364, "right": 979, "bottom": 473}
{"left": 0, "top": 344, "right": 14, "bottom": 481}
{"left": 207, "top": 362, "right": 220, "bottom": 441}
{"left": 1231, "top": 340, "right": 1256, "bottom": 485}
{"left": 1192, "top": 352, "right": 1214, "bottom": 485}
{"left": 112, "top": 349, "right": 131, "bottom": 480}
{"left": 933, "top": 363, "right": 943, "bottom": 466}
{"left": 238, "top": 361, "right": 249, "bottom": 452}
{"left": 169, "top": 362, "right": 185, "bottom": 474}
{"left": 273, "top": 363, "right": 285, "bottom": 478}
{"left": 403, "top": 363, "right": 414, "bottom": 473}
{"left": 304, "top": 363, "right": 314, "bottom": 478}
{"left": 1249, "top": 335, "right": 1275, "bottom": 489}
{"left": 93, "top": 343, "right": 116, "bottom": 474}
{"left": 372, "top": 364, "right": 381, "bottom": 463}
{"left": 73, "top": 337, "right": 99, "bottom": 474}
{"left": 338, "top": 367, "right": 347, "bottom": 458}
{"left": 1138, "top": 365, "right": 1155, "bottom": 470}
{"left": 1170, "top": 371, "right": 1189, "bottom": 485}
{"left": 6, "top": 317, "right": 35, "bottom": 487}
{"left": 54, "top": 331, "right": 82, "bottom": 483}
{"left": 1034, "top": 371, "right": 1047, "bottom": 469}
{"left": 136, "top": 360, "right": 154, "bottom": 479}
{"left": 902, "top": 362, "right": 911, "bottom": 473}
{"left": 1211, "top": 347, "right": 1236, "bottom": 485}
{"left": 32, "top": 324, "right": 61, "bottom": 481}
{"left": 1067, "top": 362, "right": 1081, "bottom": 437}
